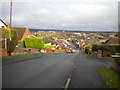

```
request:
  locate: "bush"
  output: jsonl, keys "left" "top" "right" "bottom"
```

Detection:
{"left": 92, "top": 44, "right": 98, "bottom": 51}
{"left": 112, "top": 45, "right": 120, "bottom": 53}
{"left": 85, "top": 46, "right": 91, "bottom": 54}
{"left": 92, "top": 44, "right": 116, "bottom": 55}
{"left": 97, "top": 44, "right": 116, "bottom": 55}
{"left": 25, "top": 37, "right": 45, "bottom": 49}
{"left": 2, "top": 28, "right": 18, "bottom": 53}
{"left": 44, "top": 45, "right": 56, "bottom": 49}
{"left": 18, "top": 40, "right": 25, "bottom": 47}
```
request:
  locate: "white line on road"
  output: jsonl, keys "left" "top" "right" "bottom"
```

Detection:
{"left": 64, "top": 78, "right": 71, "bottom": 89}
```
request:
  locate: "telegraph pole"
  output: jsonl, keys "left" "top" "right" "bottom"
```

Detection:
{"left": 9, "top": 0, "right": 12, "bottom": 55}
{"left": 10, "top": 0, "right": 12, "bottom": 33}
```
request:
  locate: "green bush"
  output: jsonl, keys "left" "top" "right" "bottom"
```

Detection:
{"left": 25, "top": 37, "right": 45, "bottom": 49}
{"left": 18, "top": 40, "right": 25, "bottom": 47}
{"left": 98, "top": 44, "right": 116, "bottom": 54}
{"left": 44, "top": 45, "right": 56, "bottom": 49}
{"left": 92, "top": 44, "right": 116, "bottom": 55}
{"left": 85, "top": 46, "right": 91, "bottom": 54}
{"left": 92, "top": 44, "right": 98, "bottom": 51}
{"left": 2, "top": 28, "right": 18, "bottom": 53}
{"left": 112, "top": 45, "right": 120, "bottom": 53}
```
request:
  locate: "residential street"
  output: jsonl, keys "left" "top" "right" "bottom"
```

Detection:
{"left": 2, "top": 51, "right": 79, "bottom": 88}
{"left": 69, "top": 51, "right": 108, "bottom": 88}
{"left": 2, "top": 50, "right": 109, "bottom": 88}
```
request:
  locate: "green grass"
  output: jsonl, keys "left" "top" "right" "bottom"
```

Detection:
{"left": 2, "top": 54, "right": 32, "bottom": 59}
{"left": 97, "top": 68, "right": 120, "bottom": 89}
{"left": 86, "top": 54, "right": 95, "bottom": 60}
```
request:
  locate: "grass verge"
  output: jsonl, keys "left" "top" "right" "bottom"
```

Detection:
{"left": 86, "top": 54, "right": 95, "bottom": 60}
{"left": 97, "top": 68, "right": 120, "bottom": 89}
{"left": 2, "top": 54, "right": 32, "bottom": 59}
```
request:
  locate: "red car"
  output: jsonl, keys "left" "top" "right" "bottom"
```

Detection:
{"left": 66, "top": 50, "right": 72, "bottom": 53}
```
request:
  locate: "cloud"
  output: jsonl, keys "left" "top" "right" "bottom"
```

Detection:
{"left": 1, "top": 0, "right": 119, "bottom": 31}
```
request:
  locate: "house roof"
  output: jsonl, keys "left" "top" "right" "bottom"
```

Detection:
{"left": 105, "top": 37, "right": 119, "bottom": 45}
{"left": 0, "top": 19, "right": 8, "bottom": 27}
{"left": 12, "top": 27, "right": 26, "bottom": 40}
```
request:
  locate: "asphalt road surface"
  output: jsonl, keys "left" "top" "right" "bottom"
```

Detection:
{"left": 69, "top": 51, "right": 108, "bottom": 88}
{"left": 3, "top": 51, "right": 79, "bottom": 88}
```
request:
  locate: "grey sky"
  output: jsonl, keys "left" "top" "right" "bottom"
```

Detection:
{"left": 1, "top": 0, "right": 119, "bottom": 31}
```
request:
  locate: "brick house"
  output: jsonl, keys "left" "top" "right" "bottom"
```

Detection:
{"left": 105, "top": 37, "right": 119, "bottom": 45}
{"left": 12, "top": 27, "right": 31, "bottom": 40}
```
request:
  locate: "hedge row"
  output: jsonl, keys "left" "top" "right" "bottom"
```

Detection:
{"left": 111, "top": 45, "right": 120, "bottom": 53}
{"left": 18, "top": 37, "right": 57, "bottom": 49}
{"left": 44, "top": 45, "right": 56, "bottom": 49}
{"left": 25, "top": 37, "right": 45, "bottom": 49}
{"left": 2, "top": 28, "right": 17, "bottom": 53}
{"left": 92, "top": 44, "right": 120, "bottom": 54}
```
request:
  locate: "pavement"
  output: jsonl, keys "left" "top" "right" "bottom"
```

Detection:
{"left": 69, "top": 51, "right": 110, "bottom": 88}
{"left": 2, "top": 53, "right": 45, "bottom": 65}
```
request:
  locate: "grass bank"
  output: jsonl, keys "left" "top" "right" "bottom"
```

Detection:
{"left": 97, "top": 68, "right": 120, "bottom": 89}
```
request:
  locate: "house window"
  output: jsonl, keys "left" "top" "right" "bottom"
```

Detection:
{"left": 2, "top": 26, "right": 5, "bottom": 28}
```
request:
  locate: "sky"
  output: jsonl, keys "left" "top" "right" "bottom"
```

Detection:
{"left": 1, "top": 0, "right": 120, "bottom": 32}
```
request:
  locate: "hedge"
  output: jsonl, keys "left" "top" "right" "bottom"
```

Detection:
{"left": 112, "top": 45, "right": 120, "bottom": 53}
{"left": 92, "top": 44, "right": 120, "bottom": 54}
{"left": 25, "top": 37, "right": 46, "bottom": 49}
{"left": 2, "top": 28, "right": 18, "bottom": 53}
{"left": 92, "top": 44, "right": 98, "bottom": 51}
{"left": 18, "top": 40, "right": 25, "bottom": 47}
{"left": 44, "top": 45, "right": 56, "bottom": 49}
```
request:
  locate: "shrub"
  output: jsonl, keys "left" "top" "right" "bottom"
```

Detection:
{"left": 25, "top": 37, "right": 45, "bottom": 49}
{"left": 2, "top": 28, "right": 18, "bottom": 53}
{"left": 92, "top": 44, "right": 116, "bottom": 55}
{"left": 112, "top": 45, "right": 120, "bottom": 53}
{"left": 18, "top": 40, "right": 25, "bottom": 47}
{"left": 98, "top": 44, "right": 116, "bottom": 55}
{"left": 92, "top": 44, "right": 98, "bottom": 51}
{"left": 85, "top": 46, "right": 91, "bottom": 54}
{"left": 44, "top": 45, "right": 56, "bottom": 49}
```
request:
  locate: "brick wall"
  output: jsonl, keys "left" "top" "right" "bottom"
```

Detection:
{"left": 46, "top": 49, "right": 58, "bottom": 53}
{"left": 0, "top": 49, "right": 8, "bottom": 56}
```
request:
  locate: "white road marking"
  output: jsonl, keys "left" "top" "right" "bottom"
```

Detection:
{"left": 64, "top": 78, "right": 71, "bottom": 89}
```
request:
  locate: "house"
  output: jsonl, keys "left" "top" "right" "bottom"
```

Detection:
{"left": 0, "top": 19, "right": 7, "bottom": 28}
{"left": 12, "top": 27, "right": 31, "bottom": 40}
{"left": 0, "top": 19, "right": 8, "bottom": 56}
{"left": 105, "top": 37, "right": 119, "bottom": 45}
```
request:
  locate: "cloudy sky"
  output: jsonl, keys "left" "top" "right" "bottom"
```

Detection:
{"left": 1, "top": 0, "right": 119, "bottom": 31}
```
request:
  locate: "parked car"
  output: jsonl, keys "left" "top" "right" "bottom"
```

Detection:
{"left": 66, "top": 50, "right": 72, "bottom": 53}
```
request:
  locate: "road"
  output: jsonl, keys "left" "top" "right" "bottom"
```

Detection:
{"left": 69, "top": 51, "right": 108, "bottom": 88}
{"left": 2, "top": 51, "right": 79, "bottom": 88}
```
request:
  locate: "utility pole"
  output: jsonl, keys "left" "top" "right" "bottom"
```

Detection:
{"left": 9, "top": 0, "right": 12, "bottom": 56}
{"left": 10, "top": 0, "right": 12, "bottom": 36}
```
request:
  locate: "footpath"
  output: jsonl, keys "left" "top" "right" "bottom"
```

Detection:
{"left": 2, "top": 53, "right": 45, "bottom": 65}
{"left": 69, "top": 51, "right": 110, "bottom": 88}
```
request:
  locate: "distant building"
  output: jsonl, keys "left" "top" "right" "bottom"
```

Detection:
{"left": 105, "top": 37, "right": 119, "bottom": 45}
